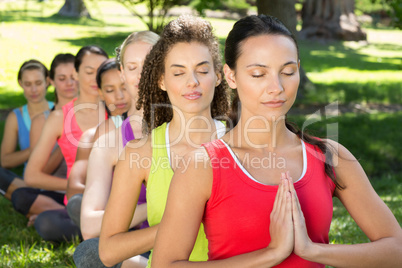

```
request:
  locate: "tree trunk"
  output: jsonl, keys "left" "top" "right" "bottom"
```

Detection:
{"left": 256, "top": 0, "right": 298, "bottom": 36}
{"left": 256, "top": 0, "right": 312, "bottom": 97}
{"left": 300, "top": 0, "right": 366, "bottom": 41}
{"left": 58, "top": 0, "right": 91, "bottom": 18}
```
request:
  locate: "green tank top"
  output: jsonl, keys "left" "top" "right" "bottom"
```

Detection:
{"left": 146, "top": 122, "right": 208, "bottom": 267}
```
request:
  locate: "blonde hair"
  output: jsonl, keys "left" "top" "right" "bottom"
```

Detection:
{"left": 116, "top": 31, "right": 160, "bottom": 67}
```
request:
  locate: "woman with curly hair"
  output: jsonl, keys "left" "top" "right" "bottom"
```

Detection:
{"left": 99, "top": 15, "right": 230, "bottom": 268}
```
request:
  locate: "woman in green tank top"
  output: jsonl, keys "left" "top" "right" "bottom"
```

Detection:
{"left": 99, "top": 15, "right": 230, "bottom": 268}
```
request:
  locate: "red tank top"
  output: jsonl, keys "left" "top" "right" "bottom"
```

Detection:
{"left": 58, "top": 99, "right": 83, "bottom": 179}
{"left": 202, "top": 139, "right": 335, "bottom": 267}
{"left": 58, "top": 99, "right": 107, "bottom": 204}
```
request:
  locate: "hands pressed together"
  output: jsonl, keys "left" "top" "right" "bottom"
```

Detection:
{"left": 268, "top": 172, "right": 314, "bottom": 263}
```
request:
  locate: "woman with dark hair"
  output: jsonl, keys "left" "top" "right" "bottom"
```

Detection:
{"left": 8, "top": 53, "right": 79, "bottom": 226}
{"left": 66, "top": 57, "right": 132, "bottom": 227}
{"left": 20, "top": 45, "right": 108, "bottom": 242}
{"left": 73, "top": 31, "right": 159, "bottom": 268}
{"left": 152, "top": 15, "right": 402, "bottom": 267}
{"left": 97, "top": 58, "right": 131, "bottom": 121}
{"left": 98, "top": 16, "right": 230, "bottom": 268}
{"left": 30, "top": 53, "right": 78, "bottom": 150}
{"left": 0, "top": 59, "right": 53, "bottom": 201}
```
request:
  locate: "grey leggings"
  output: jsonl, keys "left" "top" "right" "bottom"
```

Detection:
{"left": 74, "top": 237, "right": 150, "bottom": 268}
{"left": 34, "top": 208, "right": 82, "bottom": 242}
{"left": 73, "top": 237, "right": 122, "bottom": 268}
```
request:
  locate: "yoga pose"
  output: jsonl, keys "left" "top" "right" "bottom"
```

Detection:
{"left": 0, "top": 59, "right": 53, "bottom": 200}
{"left": 98, "top": 16, "right": 229, "bottom": 268}
{"left": 152, "top": 15, "right": 402, "bottom": 267}
{"left": 23, "top": 46, "right": 108, "bottom": 241}
{"left": 10, "top": 54, "right": 78, "bottom": 225}
{"left": 66, "top": 58, "right": 132, "bottom": 228}
{"left": 73, "top": 31, "right": 159, "bottom": 268}
{"left": 29, "top": 53, "right": 78, "bottom": 179}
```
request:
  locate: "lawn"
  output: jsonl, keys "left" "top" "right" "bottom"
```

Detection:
{"left": 0, "top": 1, "right": 401, "bottom": 267}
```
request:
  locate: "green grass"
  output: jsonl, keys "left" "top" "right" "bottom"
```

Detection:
{"left": 0, "top": 196, "right": 79, "bottom": 267}
{"left": 1, "top": 1, "right": 401, "bottom": 108}
{"left": 0, "top": 1, "right": 401, "bottom": 266}
{"left": 288, "top": 112, "right": 402, "bottom": 177}
{"left": 298, "top": 30, "right": 402, "bottom": 104}
{"left": 331, "top": 174, "right": 402, "bottom": 244}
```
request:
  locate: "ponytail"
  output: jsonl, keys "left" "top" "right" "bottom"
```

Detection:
{"left": 285, "top": 119, "right": 344, "bottom": 190}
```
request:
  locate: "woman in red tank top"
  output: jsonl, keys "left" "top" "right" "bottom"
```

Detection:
{"left": 23, "top": 46, "right": 108, "bottom": 242}
{"left": 152, "top": 15, "right": 402, "bottom": 267}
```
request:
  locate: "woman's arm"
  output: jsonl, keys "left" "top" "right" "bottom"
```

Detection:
{"left": 66, "top": 158, "right": 87, "bottom": 200}
{"left": 30, "top": 113, "right": 63, "bottom": 174}
{"left": 99, "top": 140, "right": 156, "bottom": 267}
{"left": 293, "top": 140, "right": 402, "bottom": 268}
{"left": 24, "top": 111, "right": 68, "bottom": 191}
{"left": 0, "top": 111, "right": 30, "bottom": 168}
{"left": 66, "top": 127, "right": 97, "bottom": 200}
{"left": 81, "top": 131, "right": 147, "bottom": 240}
{"left": 152, "top": 149, "right": 294, "bottom": 268}
{"left": 29, "top": 113, "right": 46, "bottom": 149}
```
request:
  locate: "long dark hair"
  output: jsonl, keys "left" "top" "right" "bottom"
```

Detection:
{"left": 75, "top": 45, "right": 108, "bottom": 72}
{"left": 49, "top": 53, "right": 75, "bottom": 104}
{"left": 225, "top": 15, "right": 343, "bottom": 190}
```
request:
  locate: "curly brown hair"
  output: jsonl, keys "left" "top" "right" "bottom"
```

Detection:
{"left": 137, "top": 15, "right": 230, "bottom": 134}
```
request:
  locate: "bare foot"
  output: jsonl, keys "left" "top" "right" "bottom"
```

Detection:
{"left": 27, "top": 214, "right": 38, "bottom": 227}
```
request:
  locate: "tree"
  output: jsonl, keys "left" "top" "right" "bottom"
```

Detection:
{"left": 372, "top": 0, "right": 402, "bottom": 29}
{"left": 191, "top": 0, "right": 251, "bottom": 17}
{"left": 116, "top": 0, "right": 185, "bottom": 33}
{"left": 256, "top": 0, "right": 298, "bottom": 36}
{"left": 58, "top": 0, "right": 91, "bottom": 18}
{"left": 256, "top": 0, "right": 312, "bottom": 96}
{"left": 300, "top": 0, "right": 367, "bottom": 41}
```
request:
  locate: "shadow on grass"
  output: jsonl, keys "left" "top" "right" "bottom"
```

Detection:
{"left": 218, "top": 37, "right": 401, "bottom": 105}
{"left": 370, "top": 43, "right": 402, "bottom": 52}
{"left": 301, "top": 81, "right": 402, "bottom": 104}
{"left": 0, "top": 9, "right": 131, "bottom": 28}
{"left": 299, "top": 40, "right": 401, "bottom": 72}
{"left": 288, "top": 112, "right": 402, "bottom": 177}
{"left": 56, "top": 32, "right": 134, "bottom": 57}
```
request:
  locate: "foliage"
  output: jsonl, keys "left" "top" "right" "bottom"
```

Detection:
{"left": 114, "top": 0, "right": 186, "bottom": 33}
{"left": 355, "top": 0, "right": 402, "bottom": 28}
{"left": 355, "top": 0, "right": 390, "bottom": 14}
{"left": 376, "top": 0, "right": 402, "bottom": 28}
{"left": 190, "top": 0, "right": 251, "bottom": 16}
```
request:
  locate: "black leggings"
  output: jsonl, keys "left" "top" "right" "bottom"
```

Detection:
{"left": 34, "top": 208, "right": 82, "bottom": 242}
{"left": 11, "top": 187, "right": 65, "bottom": 216}
{"left": 0, "top": 167, "right": 20, "bottom": 195}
